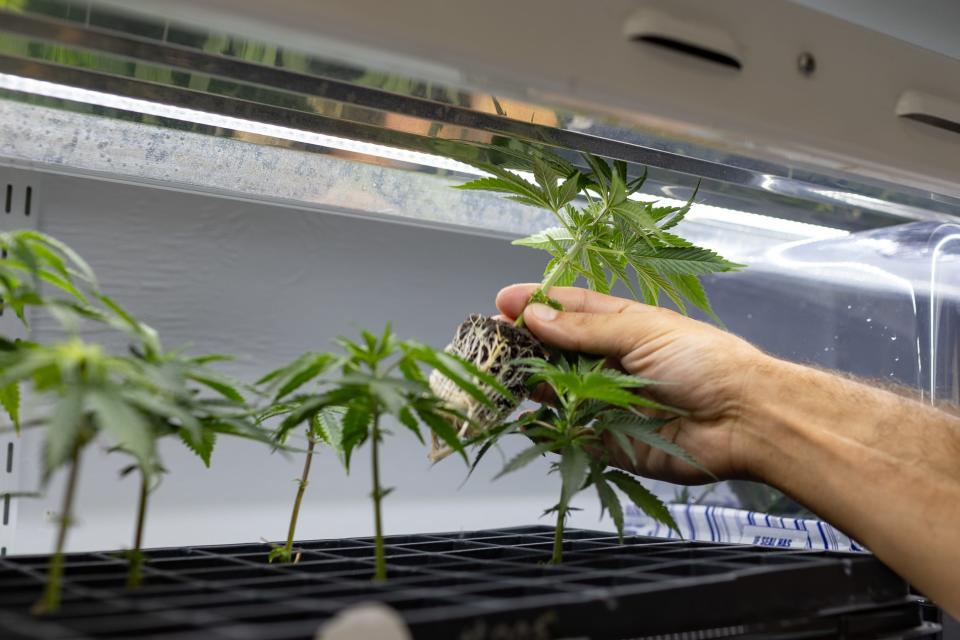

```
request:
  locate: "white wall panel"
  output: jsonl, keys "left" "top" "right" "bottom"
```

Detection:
{"left": 11, "top": 169, "right": 612, "bottom": 553}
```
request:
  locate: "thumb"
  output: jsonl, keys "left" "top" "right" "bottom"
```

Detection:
{"left": 522, "top": 303, "right": 645, "bottom": 357}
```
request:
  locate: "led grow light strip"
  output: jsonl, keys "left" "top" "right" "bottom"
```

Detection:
{"left": 0, "top": 72, "right": 848, "bottom": 240}
{"left": 0, "top": 73, "right": 479, "bottom": 175}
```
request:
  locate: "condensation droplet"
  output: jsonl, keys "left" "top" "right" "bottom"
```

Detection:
{"left": 866, "top": 318, "right": 872, "bottom": 323}
{"left": 894, "top": 357, "right": 900, "bottom": 362}
{"left": 890, "top": 336, "right": 897, "bottom": 341}
{"left": 846, "top": 305, "right": 852, "bottom": 310}
{"left": 746, "top": 313, "right": 753, "bottom": 319}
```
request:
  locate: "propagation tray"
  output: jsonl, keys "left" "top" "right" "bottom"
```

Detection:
{"left": 0, "top": 526, "right": 940, "bottom": 639}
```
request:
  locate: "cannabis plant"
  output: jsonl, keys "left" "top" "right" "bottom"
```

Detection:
{"left": 113, "top": 346, "right": 265, "bottom": 587}
{"left": 488, "top": 356, "right": 713, "bottom": 563}
{"left": 429, "top": 147, "right": 741, "bottom": 453}
{"left": 429, "top": 145, "right": 740, "bottom": 558}
{"left": 268, "top": 326, "right": 508, "bottom": 580}
{"left": 255, "top": 350, "right": 340, "bottom": 564}
{"left": 0, "top": 338, "right": 162, "bottom": 612}
{"left": 0, "top": 230, "right": 268, "bottom": 605}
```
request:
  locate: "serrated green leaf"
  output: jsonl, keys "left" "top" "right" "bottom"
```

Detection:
{"left": 511, "top": 226, "right": 575, "bottom": 251}
{"left": 628, "top": 246, "right": 739, "bottom": 277}
{"left": 556, "top": 174, "right": 581, "bottom": 208}
{"left": 607, "top": 427, "right": 638, "bottom": 467}
{"left": 18, "top": 231, "right": 98, "bottom": 284}
{"left": 121, "top": 387, "right": 201, "bottom": 439}
{"left": 494, "top": 441, "right": 555, "bottom": 479}
{"left": 396, "top": 405, "right": 422, "bottom": 438}
{"left": 559, "top": 445, "right": 590, "bottom": 504}
{"left": 312, "top": 407, "right": 346, "bottom": 464}
{"left": 278, "top": 387, "right": 356, "bottom": 437}
{"left": 611, "top": 200, "right": 662, "bottom": 238}
{"left": 44, "top": 386, "right": 84, "bottom": 477}
{"left": 0, "top": 382, "right": 19, "bottom": 434}
{"left": 592, "top": 464, "right": 624, "bottom": 539}
{"left": 89, "top": 389, "right": 153, "bottom": 469}
{"left": 415, "top": 347, "right": 514, "bottom": 409}
{"left": 602, "top": 413, "right": 712, "bottom": 479}
{"left": 543, "top": 257, "right": 578, "bottom": 288}
{"left": 583, "top": 251, "right": 610, "bottom": 294}
{"left": 415, "top": 405, "right": 467, "bottom": 462}
{"left": 458, "top": 165, "right": 552, "bottom": 210}
{"left": 188, "top": 371, "right": 245, "bottom": 403}
{"left": 582, "top": 153, "right": 612, "bottom": 190}
{"left": 656, "top": 182, "right": 699, "bottom": 230}
{"left": 178, "top": 426, "right": 216, "bottom": 467}
{"left": 275, "top": 353, "right": 336, "bottom": 399}
{"left": 97, "top": 294, "right": 161, "bottom": 356}
{"left": 605, "top": 470, "right": 679, "bottom": 535}
{"left": 668, "top": 274, "right": 725, "bottom": 327}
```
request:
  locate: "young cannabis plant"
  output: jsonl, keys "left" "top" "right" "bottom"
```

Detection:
{"left": 256, "top": 351, "right": 341, "bottom": 564}
{"left": 114, "top": 346, "right": 267, "bottom": 587}
{"left": 268, "top": 326, "right": 509, "bottom": 580}
{"left": 430, "top": 147, "right": 742, "bottom": 451}
{"left": 0, "top": 339, "right": 160, "bottom": 612}
{"left": 1, "top": 230, "right": 269, "bottom": 599}
{"left": 487, "top": 356, "right": 713, "bottom": 564}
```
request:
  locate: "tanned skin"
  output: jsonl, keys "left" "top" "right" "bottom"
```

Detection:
{"left": 497, "top": 284, "right": 960, "bottom": 617}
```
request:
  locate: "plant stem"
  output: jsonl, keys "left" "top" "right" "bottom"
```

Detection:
{"left": 551, "top": 496, "right": 567, "bottom": 565}
{"left": 127, "top": 470, "right": 150, "bottom": 587}
{"left": 282, "top": 434, "right": 317, "bottom": 562}
{"left": 35, "top": 444, "right": 82, "bottom": 614}
{"left": 514, "top": 236, "right": 587, "bottom": 328}
{"left": 370, "top": 413, "right": 386, "bottom": 581}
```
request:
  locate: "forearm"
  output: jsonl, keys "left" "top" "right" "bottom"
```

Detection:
{"left": 743, "top": 356, "right": 960, "bottom": 616}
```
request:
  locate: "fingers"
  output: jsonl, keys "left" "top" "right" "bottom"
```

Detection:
{"left": 496, "top": 284, "right": 637, "bottom": 319}
{"left": 520, "top": 303, "right": 653, "bottom": 357}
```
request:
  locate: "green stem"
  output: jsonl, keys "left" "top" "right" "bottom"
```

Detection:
{"left": 127, "top": 470, "right": 149, "bottom": 587}
{"left": 551, "top": 499, "right": 567, "bottom": 565}
{"left": 371, "top": 413, "right": 386, "bottom": 581}
{"left": 282, "top": 434, "right": 317, "bottom": 562}
{"left": 514, "top": 236, "right": 587, "bottom": 329}
{"left": 35, "top": 444, "right": 82, "bottom": 614}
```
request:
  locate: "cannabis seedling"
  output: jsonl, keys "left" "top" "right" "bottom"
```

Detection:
{"left": 490, "top": 357, "right": 713, "bottom": 563}
{"left": 430, "top": 147, "right": 741, "bottom": 452}
{"left": 114, "top": 346, "right": 267, "bottom": 587}
{"left": 270, "top": 326, "right": 508, "bottom": 580}
{"left": 0, "top": 339, "right": 160, "bottom": 612}
{"left": 1, "top": 231, "right": 268, "bottom": 598}
{"left": 256, "top": 351, "right": 341, "bottom": 564}
{"left": 431, "top": 145, "right": 740, "bottom": 559}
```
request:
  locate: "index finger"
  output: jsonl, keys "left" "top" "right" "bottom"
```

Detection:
{"left": 496, "top": 284, "right": 638, "bottom": 319}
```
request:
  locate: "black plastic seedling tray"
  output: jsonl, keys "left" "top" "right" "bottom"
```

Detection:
{"left": 0, "top": 526, "right": 940, "bottom": 639}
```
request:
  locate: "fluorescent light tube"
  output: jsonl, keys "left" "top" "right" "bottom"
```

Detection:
{"left": 0, "top": 72, "right": 848, "bottom": 240}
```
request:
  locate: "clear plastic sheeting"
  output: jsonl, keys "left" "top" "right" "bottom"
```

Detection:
{"left": 665, "top": 220, "right": 960, "bottom": 518}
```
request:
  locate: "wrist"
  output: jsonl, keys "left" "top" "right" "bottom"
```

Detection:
{"left": 731, "top": 353, "right": 813, "bottom": 484}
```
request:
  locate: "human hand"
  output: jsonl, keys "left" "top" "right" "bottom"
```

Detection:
{"left": 496, "top": 284, "right": 771, "bottom": 484}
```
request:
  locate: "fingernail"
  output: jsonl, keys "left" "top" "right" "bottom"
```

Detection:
{"left": 527, "top": 303, "right": 558, "bottom": 322}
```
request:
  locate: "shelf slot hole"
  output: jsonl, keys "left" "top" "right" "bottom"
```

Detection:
{"left": 4, "top": 185, "right": 10, "bottom": 213}
{"left": 24, "top": 186, "right": 32, "bottom": 217}
{"left": 5, "top": 443, "right": 12, "bottom": 474}
{"left": 635, "top": 35, "right": 741, "bottom": 69}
